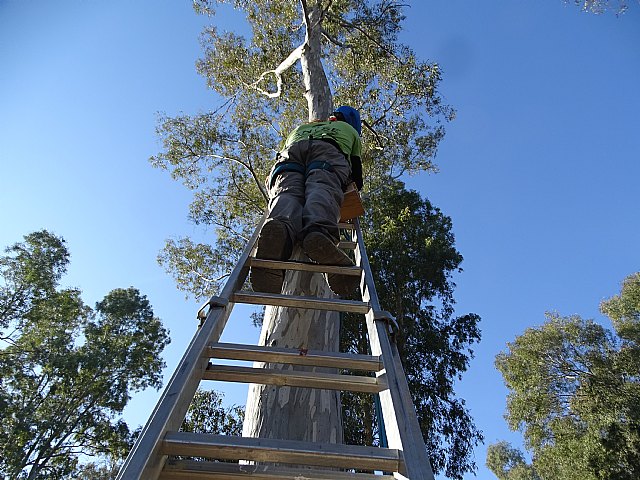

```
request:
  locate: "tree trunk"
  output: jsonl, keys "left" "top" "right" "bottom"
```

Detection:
{"left": 301, "top": 5, "right": 333, "bottom": 121}
{"left": 242, "top": 251, "right": 343, "bottom": 445}
{"left": 242, "top": 4, "right": 343, "bottom": 450}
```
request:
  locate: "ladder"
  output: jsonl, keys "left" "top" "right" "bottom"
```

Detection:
{"left": 117, "top": 217, "right": 436, "bottom": 480}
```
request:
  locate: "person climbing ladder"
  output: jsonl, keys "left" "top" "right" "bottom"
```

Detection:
{"left": 250, "top": 105, "right": 363, "bottom": 296}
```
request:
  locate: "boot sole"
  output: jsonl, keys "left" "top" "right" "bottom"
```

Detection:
{"left": 303, "top": 232, "right": 358, "bottom": 296}
{"left": 302, "top": 232, "right": 353, "bottom": 266}
{"left": 256, "top": 221, "right": 290, "bottom": 260}
{"left": 250, "top": 221, "right": 289, "bottom": 294}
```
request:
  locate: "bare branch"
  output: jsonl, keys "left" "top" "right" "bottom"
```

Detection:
{"left": 211, "top": 218, "right": 251, "bottom": 243}
{"left": 372, "top": 88, "right": 401, "bottom": 126}
{"left": 188, "top": 136, "right": 265, "bottom": 195}
{"left": 245, "top": 44, "right": 305, "bottom": 98}
{"left": 300, "top": 0, "right": 312, "bottom": 37}
{"left": 362, "top": 119, "right": 385, "bottom": 149}
{"left": 0, "top": 332, "right": 19, "bottom": 348}
{"left": 245, "top": 152, "right": 269, "bottom": 202}
{"left": 228, "top": 166, "right": 266, "bottom": 214}
{"left": 209, "top": 94, "right": 238, "bottom": 118}
{"left": 195, "top": 264, "right": 230, "bottom": 286}
{"left": 326, "top": 11, "right": 403, "bottom": 64}
{"left": 257, "top": 114, "right": 284, "bottom": 138}
{"left": 321, "top": 27, "right": 349, "bottom": 48}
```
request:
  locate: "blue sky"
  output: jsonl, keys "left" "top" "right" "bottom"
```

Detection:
{"left": 1, "top": 1, "right": 639, "bottom": 478}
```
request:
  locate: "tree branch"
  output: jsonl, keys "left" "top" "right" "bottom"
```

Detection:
{"left": 183, "top": 253, "right": 229, "bottom": 286}
{"left": 216, "top": 137, "right": 268, "bottom": 197}
{"left": 320, "top": 0, "right": 335, "bottom": 18}
{"left": 321, "top": 27, "right": 349, "bottom": 48}
{"left": 244, "top": 150, "right": 269, "bottom": 201}
{"left": 211, "top": 219, "right": 251, "bottom": 243}
{"left": 326, "top": 11, "right": 403, "bottom": 64}
{"left": 371, "top": 86, "right": 401, "bottom": 127}
{"left": 245, "top": 44, "right": 305, "bottom": 98}
{"left": 300, "top": 0, "right": 313, "bottom": 36}
{"left": 227, "top": 166, "right": 265, "bottom": 214}
{"left": 362, "top": 119, "right": 385, "bottom": 149}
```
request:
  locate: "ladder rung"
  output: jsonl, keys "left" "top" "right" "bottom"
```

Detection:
{"left": 249, "top": 258, "right": 362, "bottom": 276}
{"left": 338, "top": 222, "right": 355, "bottom": 230}
{"left": 203, "top": 364, "right": 386, "bottom": 393}
{"left": 207, "top": 342, "right": 383, "bottom": 371}
{"left": 338, "top": 240, "right": 357, "bottom": 249}
{"left": 161, "top": 432, "right": 402, "bottom": 472}
{"left": 161, "top": 460, "right": 397, "bottom": 479}
{"left": 232, "top": 291, "right": 370, "bottom": 314}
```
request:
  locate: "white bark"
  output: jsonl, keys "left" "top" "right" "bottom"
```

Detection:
{"left": 242, "top": 248, "right": 343, "bottom": 446}
{"left": 301, "top": 5, "right": 332, "bottom": 121}
{"left": 245, "top": 3, "right": 333, "bottom": 121}
{"left": 247, "top": 44, "right": 304, "bottom": 99}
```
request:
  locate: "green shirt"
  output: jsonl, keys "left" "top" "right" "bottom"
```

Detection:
{"left": 284, "top": 121, "right": 362, "bottom": 159}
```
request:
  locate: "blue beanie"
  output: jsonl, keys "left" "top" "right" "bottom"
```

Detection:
{"left": 335, "top": 106, "right": 361, "bottom": 136}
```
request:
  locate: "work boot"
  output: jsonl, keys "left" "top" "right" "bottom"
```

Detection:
{"left": 250, "top": 219, "right": 292, "bottom": 294}
{"left": 302, "top": 231, "right": 360, "bottom": 296}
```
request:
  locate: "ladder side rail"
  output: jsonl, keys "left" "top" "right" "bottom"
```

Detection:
{"left": 116, "top": 215, "right": 267, "bottom": 480}
{"left": 388, "top": 338, "right": 435, "bottom": 473}
{"left": 353, "top": 219, "right": 436, "bottom": 480}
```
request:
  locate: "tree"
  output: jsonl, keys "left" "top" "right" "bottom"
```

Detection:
{"left": 151, "top": 1, "right": 479, "bottom": 476}
{"left": 75, "top": 461, "right": 121, "bottom": 480}
{"left": 564, "top": 0, "right": 636, "bottom": 15}
{"left": 485, "top": 442, "right": 540, "bottom": 480}
{"left": 152, "top": 0, "right": 452, "bottom": 298}
{"left": 180, "top": 389, "right": 244, "bottom": 437}
{"left": 172, "top": 389, "right": 244, "bottom": 465}
{"left": 0, "top": 230, "right": 170, "bottom": 479}
{"left": 489, "top": 273, "right": 640, "bottom": 480}
{"left": 341, "top": 181, "right": 482, "bottom": 478}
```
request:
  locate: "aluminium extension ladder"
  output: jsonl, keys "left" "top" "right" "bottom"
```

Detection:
{"left": 117, "top": 216, "right": 436, "bottom": 480}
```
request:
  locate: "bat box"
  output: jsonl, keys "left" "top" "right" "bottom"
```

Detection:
{"left": 340, "top": 182, "right": 365, "bottom": 222}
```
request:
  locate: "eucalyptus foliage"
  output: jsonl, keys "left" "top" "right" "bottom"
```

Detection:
{"left": 565, "top": 0, "right": 636, "bottom": 14}
{"left": 0, "top": 231, "right": 170, "bottom": 479}
{"left": 151, "top": 1, "right": 480, "bottom": 477}
{"left": 151, "top": 0, "right": 452, "bottom": 298}
{"left": 490, "top": 273, "right": 640, "bottom": 480}
{"left": 181, "top": 389, "right": 244, "bottom": 436}
{"left": 75, "top": 461, "right": 121, "bottom": 480}
{"left": 342, "top": 182, "right": 482, "bottom": 478}
{"left": 485, "top": 442, "right": 540, "bottom": 480}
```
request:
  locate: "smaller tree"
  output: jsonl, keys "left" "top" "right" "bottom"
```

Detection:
{"left": 180, "top": 389, "right": 244, "bottom": 437}
{"left": 173, "top": 389, "right": 243, "bottom": 465}
{"left": 489, "top": 273, "right": 640, "bottom": 480}
{"left": 0, "top": 231, "right": 170, "bottom": 479}
{"left": 565, "top": 0, "right": 636, "bottom": 14}
{"left": 486, "top": 442, "right": 540, "bottom": 480}
{"left": 341, "top": 181, "right": 482, "bottom": 479}
{"left": 75, "top": 460, "right": 121, "bottom": 480}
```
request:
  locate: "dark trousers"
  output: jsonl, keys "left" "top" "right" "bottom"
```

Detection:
{"left": 267, "top": 139, "right": 351, "bottom": 243}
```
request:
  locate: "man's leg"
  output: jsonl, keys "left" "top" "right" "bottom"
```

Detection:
{"left": 301, "top": 141, "right": 350, "bottom": 241}
{"left": 250, "top": 147, "right": 304, "bottom": 294}
{"left": 266, "top": 145, "right": 306, "bottom": 242}
{"left": 300, "top": 141, "right": 360, "bottom": 296}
